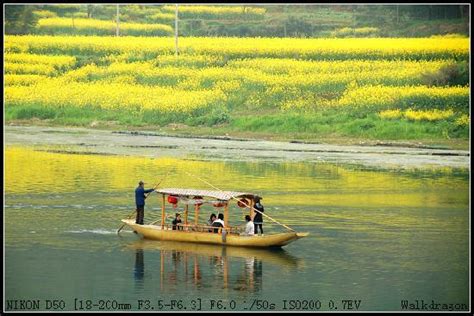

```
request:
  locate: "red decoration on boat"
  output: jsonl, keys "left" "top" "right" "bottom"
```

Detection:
{"left": 193, "top": 196, "right": 203, "bottom": 205}
{"left": 213, "top": 201, "right": 226, "bottom": 208}
{"left": 237, "top": 198, "right": 247, "bottom": 208}
{"left": 167, "top": 195, "right": 178, "bottom": 205}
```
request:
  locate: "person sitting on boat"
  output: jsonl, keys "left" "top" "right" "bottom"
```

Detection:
{"left": 211, "top": 213, "right": 225, "bottom": 233}
{"left": 241, "top": 215, "right": 254, "bottom": 236}
{"left": 135, "top": 180, "right": 156, "bottom": 225}
{"left": 172, "top": 213, "right": 183, "bottom": 230}
{"left": 207, "top": 213, "right": 217, "bottom": 232}
{"left": 253, "top": 197, "right": 264, "bottom": 235}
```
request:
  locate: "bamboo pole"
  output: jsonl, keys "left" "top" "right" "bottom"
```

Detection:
{"left": 161, "top": 194, "right": 166, "bottom": 229}
{"left": 183, "top": 171, "right": 295, "bottom": 232}
{"left": 223, "top": 202, "right": 229, "bottom": 227}
{"left": 194, "top": 204, "right": 200, "bottom": 225}
{"left": 116, "top": 4, "right": 120, "bottom": 37}
{"left": 249, "top": 199, "right": 254, "bottom": 220}
{"left": 184, "top": 204, "right": 188, "bottom": 225}
{"left": 175, "top": 4, "right": 179, "bottom": 56}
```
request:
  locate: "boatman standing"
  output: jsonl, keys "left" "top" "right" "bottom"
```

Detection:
{"left": 253, "top": 196, "right": 264, "bottom": 235}
{"left": 135, "top": 180, "right": 155, "bottom": 225}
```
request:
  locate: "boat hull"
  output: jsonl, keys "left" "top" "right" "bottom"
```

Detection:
{"left": 121, "top": 219, "right": 307, "bottom": 248}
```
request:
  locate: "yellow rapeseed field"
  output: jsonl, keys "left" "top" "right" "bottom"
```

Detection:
{"left": 3, "top": 35, "right": 470, "bottom": 125}
{"left": 36, "top": 18, "right": 173, "bottom": 36}
{"left": 404, "top": 109, "right": 455, "bottom": 121}
{"left": 337, "top": 84, "right": 468, "bottom": 110}
{"left": 5, "top": 36, "right": 468, "bottom": 60}
{"left": 161, "top": 5, "right": 266, "bottom": 16}
{"left": 5, "top": 52, "right": 76, "bottom": 66}
{"left": 379, "top": 108, "right": 455, "bottom": 121}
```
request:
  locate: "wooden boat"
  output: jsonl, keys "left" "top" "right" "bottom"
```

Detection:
{"left": 120, "top": 188, "right": 308, "bottom": 248}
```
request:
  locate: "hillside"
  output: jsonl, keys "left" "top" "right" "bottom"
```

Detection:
{"left": 5, "top": 4, "right": 470, "bottom": 38}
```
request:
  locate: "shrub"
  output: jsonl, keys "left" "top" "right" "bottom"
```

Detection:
{"left": 421, "top": 61, "right": 469, "bottom": 86}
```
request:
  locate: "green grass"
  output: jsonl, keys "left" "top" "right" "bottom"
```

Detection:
{"left": 6, "top": 105, "right": 469, "bottom": 141}
{"left": 5, "top": 104, "right": 469, "bottom": 150}
{"left": 230, "top": 111, "right": 469, "bottom": 140}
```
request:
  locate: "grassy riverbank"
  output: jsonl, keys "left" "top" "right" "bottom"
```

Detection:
{"left": 6, "top": 116, "right": 469, "bottom": 150}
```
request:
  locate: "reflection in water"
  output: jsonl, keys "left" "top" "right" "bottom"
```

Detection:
{"left": 134, "top": 249, "right": 144, "bottom": 289}
{"left": 234, "top": 256, "right": 263, "bottom": 292}
{"left": 5, "top": 146, "right": 469, "bottom": 211}
{"left": 129, "top": 240, "right": 300, "bottom": 294}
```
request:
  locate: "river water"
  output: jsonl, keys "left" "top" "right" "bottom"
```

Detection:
{"left": 4, "top": 126, "right": 470, "bottom": 312}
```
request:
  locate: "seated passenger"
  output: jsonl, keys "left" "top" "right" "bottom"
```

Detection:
{"left": 211, "top": 213, "right": 225, "bottom": 233}
{"left": 241, "top": 215, "right": 254, "bottom": 236}
{"left": 172, "top": 213, "right": 183, "bottom": 230}
{"left": 207, "top": 213, "right": 217, "bottom": 232}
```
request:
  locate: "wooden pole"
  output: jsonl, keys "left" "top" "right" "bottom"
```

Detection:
{"left": 116, "top": 4, "right": 120, "bottom": 37}
{"left": 175, "top": 4, "right": 179, "bottom": 56}
{"left": 224, "top": 202, "right": 229, "bottom": 227}
{"left": 396, "top": 5, "right": 399, "bottom": 24}
{"left": 184, "top": 204, "right": 188, "bottom": 225}
{"left": 249, "top": 199, "right": 254, "bottom": 219}
{"left": 116, "top": 209, "right": 136, "bottom": 233}
{"left": 194, "top": 204, "right": 200, "bottom": 225}
{"left": 161, "top": 194, "right": 166, "bottom": 229}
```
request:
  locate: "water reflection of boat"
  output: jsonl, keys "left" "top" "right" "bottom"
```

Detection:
{"left": 128, "top": 239, "right": 301, "bottom": 293}
{"left": 120, "top": 189, "right": 308, "bottom": 248}
{"left": 133, "top": 248, "right": 144, "bottom": 288}
{"left": 126, "top": 239, "right": 301, "bottom": 269}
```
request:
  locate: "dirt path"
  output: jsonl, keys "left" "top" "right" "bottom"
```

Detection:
{"left": 4, "top": 125, "right": 470, "bottom": 169}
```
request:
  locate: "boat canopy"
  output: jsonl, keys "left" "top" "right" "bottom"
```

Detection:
{"left": 156, "top": 188, "right": 259, "bottom": 201}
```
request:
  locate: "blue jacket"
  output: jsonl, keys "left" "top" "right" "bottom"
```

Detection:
{"left": 135, "top": 186, "right": 154, "bottom": 206}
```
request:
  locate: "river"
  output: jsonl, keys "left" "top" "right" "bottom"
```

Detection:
{"left": 4, "top": 125, "right": 470, "bottom": 312}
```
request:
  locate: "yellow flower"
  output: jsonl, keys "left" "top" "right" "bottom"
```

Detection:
{"left": 455, "top": 114, "right": 469, "bottom": 126}
{"left": 378, "top": 109, "right": 402, "bottom": 119}
{"left": 404, "top": 108, "right": 454, "bottom": 121}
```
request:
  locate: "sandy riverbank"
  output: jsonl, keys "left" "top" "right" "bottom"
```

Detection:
{"left": 4, "top": 125, "right": 470, "bottom": 169}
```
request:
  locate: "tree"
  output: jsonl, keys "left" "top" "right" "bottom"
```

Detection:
{"left": 286, "top": 16, "right": 313, "bottom": 37}
{"left": 4, "top": 5, "right": 39, "bottom": 34}
{"left": 87, "top": 5, "right": 95, "bottom": 18}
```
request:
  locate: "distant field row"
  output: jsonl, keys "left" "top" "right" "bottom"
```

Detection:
{"left": 33, "top": 5, "right": 267, "bottom": 20}
{"left": 6, "top": 36, "right": 469, "bottom": 60}
{"left": 30, "top": 6, "right": 267, "bottom": 36}
{"left": 35, "top": 17, "right": 173, "bottom": 36}
{"left": 3, "top": 55, "right": 460, "bottom": 85}
{"left": 31, "top": 17, "right": 374, "bottom": 37}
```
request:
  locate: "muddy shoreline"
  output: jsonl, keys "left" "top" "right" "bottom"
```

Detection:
{"left": 4, "top": 125, "right": 470, "bottom": 169}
